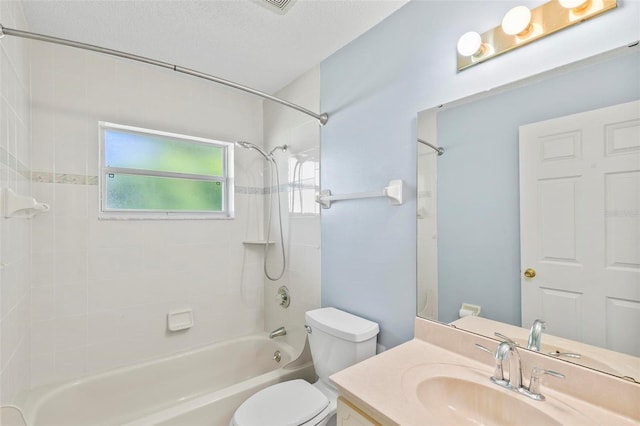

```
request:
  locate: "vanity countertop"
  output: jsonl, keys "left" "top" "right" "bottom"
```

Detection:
{"left": 330, "top": 318, "right": 639, "bottom": 426}
{"left": 452, "top": 316, "right": 640, "bottom": 380}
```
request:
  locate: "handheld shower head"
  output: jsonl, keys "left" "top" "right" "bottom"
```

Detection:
{"left": 235, "top": 140, "right": 287, "bottom": 281}
{"left": 236, "top": 141, "right": 271, "bottom": 160}
{"left": 235, "top": 141, "right": 253, "bottom": 150}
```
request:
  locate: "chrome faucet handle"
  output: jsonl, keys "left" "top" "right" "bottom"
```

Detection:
{"left": 548, "top": 351, "right": 582, "bottom": 359}
{"left": 474, "top": 343, "right": 492, "bottom": 354}
{"left": 474, "top": 343, "right": 508, "bottom": 385}
{"left": 521, "top": 367, "right": 565, "bottom": 401}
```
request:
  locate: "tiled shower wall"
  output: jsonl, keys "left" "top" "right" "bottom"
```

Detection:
{"left": 0, "top": 0, "right": 32, "bottom": 404}
{"left": 28, "top": 41, "right": 266, "bottom": 388}
{"left": 263, "top": 67, "right": 321, "bottom": 354}
{"left": 416, "top": 110, "right": 437, "bottom": 320}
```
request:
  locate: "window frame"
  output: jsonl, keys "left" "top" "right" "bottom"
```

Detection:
{"left": 98, "top": 122, "right": 234, "bottom": 220}
{"left": 288, "top": 152, "right": 320, "bottom": 217}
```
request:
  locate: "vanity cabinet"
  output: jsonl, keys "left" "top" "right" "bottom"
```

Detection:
{"left": 331, "top": 319, "right": 640, "bottom": 426}
{"left": 337, "top": 397, "right": 381, "bottom": 426}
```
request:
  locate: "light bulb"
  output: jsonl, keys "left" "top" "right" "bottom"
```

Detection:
{"left": 501, "top": 6, "right": 532, "bottom": 36}
{"left": 457, "top": 32, "right": 483, "bottom": 57}
{"left": 558, "top": 0, "right": 590, "bottom": 8}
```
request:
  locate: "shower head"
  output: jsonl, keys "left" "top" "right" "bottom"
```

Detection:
{"left": 236, "top": 141, "right": 271, "bottom": 161}
{"left": 269, "top": 144, "right": 288, "bottom": 156}
{"left": 237, "top": 141, "right": 289, "bottom": 161}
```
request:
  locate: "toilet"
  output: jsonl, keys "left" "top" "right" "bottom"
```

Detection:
{"left": 230, "top": 307, "right": 379, "bottom": 426}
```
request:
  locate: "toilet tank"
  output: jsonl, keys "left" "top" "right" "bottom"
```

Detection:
{"left": 304, "top": 308, "right": 379, "bottom": 387}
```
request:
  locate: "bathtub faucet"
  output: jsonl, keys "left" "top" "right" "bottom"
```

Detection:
{"left": 269, "top": 326, "right": 287, "bottom": 339}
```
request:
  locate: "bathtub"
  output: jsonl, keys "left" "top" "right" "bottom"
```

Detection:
{"left": 17, "top": 334, "right": 315, "bottom": 426}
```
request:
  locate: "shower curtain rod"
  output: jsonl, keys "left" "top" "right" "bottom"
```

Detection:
{"left": 0, "top": 24, "right": 329, "bottom": 126}
{"left": 417, "top": 138, "right": 444, "bottom": 156}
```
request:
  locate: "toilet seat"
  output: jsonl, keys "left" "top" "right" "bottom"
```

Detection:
{"left": 232, "top": 379, "right": 330, "bottom": 426}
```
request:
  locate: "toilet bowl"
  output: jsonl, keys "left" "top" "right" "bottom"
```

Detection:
{"left": 230, "top": 308, "right": 379, "bottom": 426}
{"left": 231, "top": 379, "right": 337, "bottom": 426}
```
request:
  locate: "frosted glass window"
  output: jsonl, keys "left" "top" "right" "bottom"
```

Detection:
{"left": 104, "top": 129, "right": 224, "bottom": 176}
{"left": 99, "top": 122, "right": 234, "bottom": 219}
{"left": 288, "top": 149, "right": 320, "bottom": 216}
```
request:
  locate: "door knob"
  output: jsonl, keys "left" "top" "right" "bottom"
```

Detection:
{"left": 524, "top": 268, "right": 536, "bottom": 278}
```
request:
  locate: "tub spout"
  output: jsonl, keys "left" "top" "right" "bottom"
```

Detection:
{"left": 269, "top": 326, "right": 287, "bottom": 339}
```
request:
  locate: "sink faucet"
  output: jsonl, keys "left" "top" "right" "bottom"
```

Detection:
{"left": 476, "top": 340, "right": 522, "bottom": 391}
{"left": 496, "top": 340, "right": 523, "bottom": 390}
{"left": 475, "top": 343, "right": 508, "bottom": 386}
{"left": 521, "top": 367, "right": 565, "bottom": 401}
{"left": 269, "top": 326, "right": 287, "bottom": 339}
{"left": 477, "top": 340, "right": 565, "bottom": 402}
{"left": 527, "top": 319, "right": 546, "bottom": 351}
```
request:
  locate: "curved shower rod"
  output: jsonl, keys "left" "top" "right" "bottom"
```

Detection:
{"left": 417, "top": 138, "right": 444, "bottom": 156}
{"left": 0, "top": 24, "right": 329, "bottom": 126}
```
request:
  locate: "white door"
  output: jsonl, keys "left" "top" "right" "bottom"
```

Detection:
{"left": 520, "top": 100, "right": 640, "bottom": 356}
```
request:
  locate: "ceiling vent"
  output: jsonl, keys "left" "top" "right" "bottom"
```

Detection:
{"left": 253, "top": 0, "right": 298, "bottom": 15}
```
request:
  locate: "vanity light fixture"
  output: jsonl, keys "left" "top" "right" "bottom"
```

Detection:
{"left": 501, "top": 6, "right": 532, "bottom": 36}
{"left": 456, "top": 32, "right": 484, "bottom": 57}
{"left": 456, "top": 0, "right": 617, "bottom": 71}
{"left": 558, "top": 0, "right": 591, "bottom": 10}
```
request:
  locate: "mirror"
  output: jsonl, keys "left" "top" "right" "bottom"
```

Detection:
{"left": 417, "top": 43, "right": 640, "bottom": 381}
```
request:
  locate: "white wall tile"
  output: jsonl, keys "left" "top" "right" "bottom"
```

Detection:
{"left": 0, "top": 0, "right": 32, "bottom": 404}
{"left": 30, "top": 286, "right": 55, "bottom": 322}
{"left": 53, "top": 114, "right": 89, "bottom": 175}
{"left": 31, "top": 320, "right": 55, "bottom": 358}
{"left": 29, "top": 353, "right": 56, "bottom": 389}
{"left": 262, "top": 67, "right": 321, "bottom": 355}
{"left": 53, "top": 315, "right": 87, "bottom": 352}
{"left": 55, "top": 284, "right": 88, "bottom": 318}
{"left": 55, "top": 346, "right": 88, "bottom": 381}
{"left": 30, "top": 251, "right": 55, "bottom": 288}
{"left": 54, "top": 250, "right": 88, "bottom": 285}
{"left": 29, "top": 35, "right": 266, "bottom": 388}
{"left": 86, "top": 310, "right": 120, "bottom": 346}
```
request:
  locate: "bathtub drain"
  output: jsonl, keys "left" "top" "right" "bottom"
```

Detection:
{"left": 273, "top": 350, "right": 282, "bottom": 363}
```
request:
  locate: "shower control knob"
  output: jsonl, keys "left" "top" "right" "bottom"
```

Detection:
{"left": 276, "top": 286, "right": 290, "bottom": 308}
{"left": 305, "top": 325, "right": 312, "bottom": 334}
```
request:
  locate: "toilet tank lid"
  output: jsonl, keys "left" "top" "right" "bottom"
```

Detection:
{"left": 305, "top": 308, "right": 379, "bottom": 342}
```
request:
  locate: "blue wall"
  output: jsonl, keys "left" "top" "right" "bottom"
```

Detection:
{"left": 437, "top": 51, "right": 640, "bottom": 325}
{"left": 320, "top": 0, "right": 640, "bottom": 349}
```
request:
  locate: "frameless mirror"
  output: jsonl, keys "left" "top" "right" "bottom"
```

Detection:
{"left": 417, "top": 43, "right": 640, "bottom": 381}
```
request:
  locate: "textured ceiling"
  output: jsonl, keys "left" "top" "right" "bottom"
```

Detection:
{"left": 19, "top": 0, "right": 408, "bottom": 93}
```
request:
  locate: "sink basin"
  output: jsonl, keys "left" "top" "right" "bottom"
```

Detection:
{"left": 400, "top": 363, "right": 587, "bottom": 426}
{"left": 416, "top": 376, "right": 561, "bottom": 426}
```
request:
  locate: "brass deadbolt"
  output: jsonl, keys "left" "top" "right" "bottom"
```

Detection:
{"left": 524, "top": 268, "right": 536, "bottom": 278}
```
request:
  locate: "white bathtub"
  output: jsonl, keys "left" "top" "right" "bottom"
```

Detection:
{"left": 17, "top": 334, "right": 315, "bottom": 426}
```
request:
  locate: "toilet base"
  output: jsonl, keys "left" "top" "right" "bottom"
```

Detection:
{"left": 310, "top": 380, "right": 337, "bottom": 426}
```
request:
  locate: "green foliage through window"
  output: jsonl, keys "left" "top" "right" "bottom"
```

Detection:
{"left": 100, "top": 122, "right": 233, "bottom": 218}
{"left": 104, "top": 129, "right": 224, "bottom": 176}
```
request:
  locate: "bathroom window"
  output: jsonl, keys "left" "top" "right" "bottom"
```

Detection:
{"left": 288, "top": 149, "right": 320, "bottom": 216}
{"left": 99, "top": 122, "right": 234, "bottom": 219}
